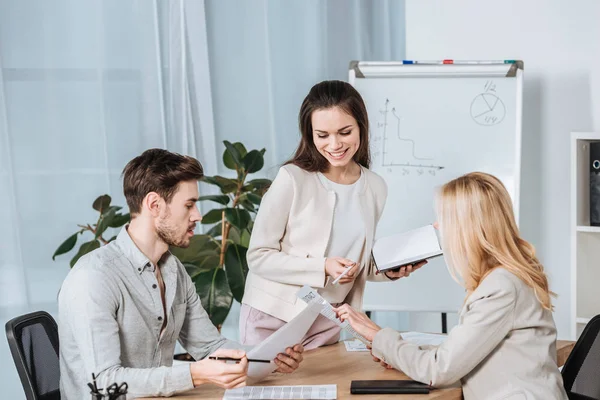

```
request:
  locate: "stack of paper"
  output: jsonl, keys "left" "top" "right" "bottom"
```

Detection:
{"left": 223, "top": 384, "right": 337, "bottom": 399}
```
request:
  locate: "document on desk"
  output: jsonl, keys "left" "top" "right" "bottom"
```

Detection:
{"left": 400, "top": 331, "right": 447, "bottom": 346}
{"left": 246, "top": 301, "right": 321, "bottom": 380}
{"left": 223, "top": 384, "right": 337, "bottom": 399}
{"left": 297, "top": 285, "right": 371, "bottom": 345}
{"left": 344, "top": 339, "right": 369, "bottom": 352}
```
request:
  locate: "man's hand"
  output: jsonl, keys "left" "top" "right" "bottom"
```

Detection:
{"left": 190, "top": 348, "right": 248, "bottom": 389}
{"left": 274, "top": 344, "right": 304, "bottom": 373}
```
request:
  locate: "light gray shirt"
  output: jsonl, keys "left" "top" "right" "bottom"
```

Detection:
{"left": 58, "top": 227, "right": 241, "bottom": 399}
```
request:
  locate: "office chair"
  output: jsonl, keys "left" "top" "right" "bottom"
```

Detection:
{"left": 562, "top": 314, "right": 600, "bottom": 400}
{"left": 5, "top": 311, "right": 61, "bottom": 400}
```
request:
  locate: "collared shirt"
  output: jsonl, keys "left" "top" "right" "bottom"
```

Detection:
{"left": 58, "top": 227, "right": 241, "bottom": 399}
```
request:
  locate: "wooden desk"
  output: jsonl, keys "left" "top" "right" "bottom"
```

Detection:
{"left": 143, "top": 340, "right": 575, "bottom": 400}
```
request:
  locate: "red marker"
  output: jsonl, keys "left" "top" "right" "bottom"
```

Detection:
{"left": 443, "top": 59, "right": 453, "bottom": 64}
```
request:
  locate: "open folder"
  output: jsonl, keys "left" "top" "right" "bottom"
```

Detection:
{"left": 372, "top": 224, "right": 443, "bottom": 272}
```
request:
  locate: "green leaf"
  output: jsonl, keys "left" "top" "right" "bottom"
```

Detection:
{"left": 241, "top": 229, "right": 251, "bottom": 248}
{"left": 201, "top": 209, "right": 224, "bottom": 225}
{"left": 224, "top": 208, "right": 251, "bottom": 231}
{"left": 108, "top": 213, "right": 130, "bottom": 228}
{"left": 242, "top": 150, "right": 265, "bottom": 173}
{"left": 239, "top": 198, "right": 256, "bottom": 213}
{"left": 170, "top": 234, "right": 218, "bottom": 263}
{"left": 194, "top": 268, "right": 233, "bottom": 327}
{"left": 202, "top": 176, "right": 238, "bottom": 194}
{"left": 102, "top": 205, "right": 122, "bottom": 216}
{"left": 244, "top": 179, "right": 272, "bottom": 192}
{"left": 246, "top": 192, "right": 262, "bottom": 205}
{"left": 70, "top": 240, "right": 101, "bottom": 268}
{"left": 206, "top": 222, "right": 223, "bottom": 238}
{"left": 198, "top": 195, "right": 230, "bottom": 206}
{"left": 107, "top": 236, "right": 117, "bottom": 243}
{"left": 227, "top": 225, "right": 241, "bottom": 245}
{"left": 223, "top": 142, "right": 247, "bottom": 170}
{"left": 92, "top": 195, "right": 111, "bottom": 213}
{"left": 224, "top": 244, "right": 249, "bottom": 303}
{"left": 95, "top": 208, "right": 117, "bottom": 239}
{"left": 52, "top": 232, "right": 79, "bottom": 260}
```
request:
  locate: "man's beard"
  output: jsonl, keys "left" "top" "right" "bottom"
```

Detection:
{"left": 157, "top": 219, "right": 190, "bottom": 248}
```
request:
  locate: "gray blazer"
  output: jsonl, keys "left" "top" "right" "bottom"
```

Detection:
{"left": 371, "top": 268, "right": 568, "bottom": 400}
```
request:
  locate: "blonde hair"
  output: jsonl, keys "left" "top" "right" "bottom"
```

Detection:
{"left": 436, "top": 172, "right": 555, "bottom": 310}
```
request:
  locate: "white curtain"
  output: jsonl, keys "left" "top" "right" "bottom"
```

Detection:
{"left": 0, "top": 0, "right": 217, "bottom": 312}
{"left": 206, "top": 0, "right": 406, "bottom": 176}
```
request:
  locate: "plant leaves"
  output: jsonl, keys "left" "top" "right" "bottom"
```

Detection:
{"left": 201, "top": 209, "right": 225, "bottom": 225}
{"left": 92, "top": 195, "right": 111, "bottom": 213}
{"left": 198, "top": 195, "right": 230, "bottom": 206}
{"left": 241, "top": 229, "right": 251, "bottom": 248}
{"left": 70, "top": 240, "right": 101, "bottom": 268}
{"left": 224, "top": 208, "right": 251, "bottom": 231}
{"left": 202, "top": 176, "right": 237, "bottom": 194}
{"left": 243, "top": 179, "right": 272, "bottom": 193}
{"left": 206, "top": 222, "right": 223, "bottom": 238}
{"left": 239, "top": 198, "right": 256, "bottom": 213}
{"left": 194, "top": 268, "right": 233, "bottom": 327}
{"left": 223, "top": 141, "right": 244, "bottom": 170}
{"left": 223, "top": 142, "right": 247, "bottom": 170}
{"left": 242, "top": 150, "right": 265, "bottom": 173}
{"left": 227, "top": 225, "right": 241, "bottom": 245}
{"left": 246, "top": 192, "right": 262, "bottom": 205}
{"left": 224, "top": 244, "right": 248, "bottom": 303}
{"left": 52, "top": 232, "right": 79, "bottom": 260}
{"left": 170, "top": 234, "right": 219, "bottom": 264}
{"left": 95, "top": 208, "right": 117, "bottom": 239}
{"left": 102, "top": 205, "right": 122, "bottom": 216}
{"left": 108, "top": 213, "right": 130, "bottom": 228}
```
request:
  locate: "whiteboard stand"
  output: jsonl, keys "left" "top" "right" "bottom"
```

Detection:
{"left": 349, "top": 60, "right": 524, "bottom": 332}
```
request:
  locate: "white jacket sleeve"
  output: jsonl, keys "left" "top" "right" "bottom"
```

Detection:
{"left": 246, "top": 167, "right": 327, "bottom": 288}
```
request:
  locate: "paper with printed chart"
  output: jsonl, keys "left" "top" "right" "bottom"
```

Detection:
{"left": 246, "top": 301, "right": 321, "bottom": 380}
{"left": 223, "top": 384, "right": 337, "bottom": 399}
{"left": 296, "top": 285, "right": 371, "bottom": 345}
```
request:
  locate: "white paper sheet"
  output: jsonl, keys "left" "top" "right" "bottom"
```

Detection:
{"left": 296, "top": 285, "right": 371, "bottom": 345}
{"left": 343, "top": 339, "right": 369, "bottom": 352}
{"left": 223, "top": 385, "right": 337, "bottom": 399}
{"left": 246, "top": 302, "right": 321, "bottom": 380}
{"left": 400, "top": 331, "right": 447, "bottom": 346}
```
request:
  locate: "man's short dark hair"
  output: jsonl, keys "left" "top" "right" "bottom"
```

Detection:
{"left": 122, "top": 148, "right": 204, "bottom": 216}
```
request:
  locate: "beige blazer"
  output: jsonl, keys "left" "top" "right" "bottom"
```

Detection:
{"left": 242, "top": 164, "right": 388, "bottom": 322}
{"left": 372, "top": 268, "right": 567, "bottom": 400}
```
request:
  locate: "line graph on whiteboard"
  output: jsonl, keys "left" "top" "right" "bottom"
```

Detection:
{"left": 373, "top": 98, "right": 445, "bottom": 176}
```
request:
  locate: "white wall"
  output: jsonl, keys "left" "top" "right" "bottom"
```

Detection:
{"left": 405, "top": 0, "right": 600, "bottom": 339}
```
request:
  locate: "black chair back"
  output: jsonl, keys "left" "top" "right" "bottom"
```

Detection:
{"left": 5, "top": 311, "right": 61, "bottom": 400}
{"left": 563, "top": 315, "right": 600, "bottom": 400}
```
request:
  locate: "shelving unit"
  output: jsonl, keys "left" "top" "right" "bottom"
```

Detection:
{"left": 571, "top": 132, "right": 600, "bottom": 339}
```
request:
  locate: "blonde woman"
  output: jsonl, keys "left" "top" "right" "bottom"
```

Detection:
{"left": 334, "top": 172, "right": 567, "bottom": 400}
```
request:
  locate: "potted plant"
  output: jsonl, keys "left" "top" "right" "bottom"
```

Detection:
{"left": 53, "top": 141, "right": 271, "bottom": 331}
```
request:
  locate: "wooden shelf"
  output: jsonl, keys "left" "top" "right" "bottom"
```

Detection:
{"left": 577, "top": 226, "right": 600, "bottom": 233}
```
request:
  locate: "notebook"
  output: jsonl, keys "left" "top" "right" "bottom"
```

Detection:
{"left": 372, "top": 224, "right": 443, "bottom": 272}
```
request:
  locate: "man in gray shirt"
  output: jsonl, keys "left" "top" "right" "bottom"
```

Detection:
{"left": 58, "top": 149, "right": 304, "bottom": 399}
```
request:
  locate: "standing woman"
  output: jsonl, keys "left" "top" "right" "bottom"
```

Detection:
{"left": 239, "top": 80, "right": 424, "bottom": 350}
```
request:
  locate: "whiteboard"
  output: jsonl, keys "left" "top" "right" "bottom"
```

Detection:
{"left": 349, "top": 61, "right": 523, "bottom": 313}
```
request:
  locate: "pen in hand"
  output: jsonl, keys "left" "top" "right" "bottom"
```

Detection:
{"left": 209, "top": 356, "right": 271, "bottom": 363}
{"left": 332, "top": 263, "right": 356, "bottom": 285}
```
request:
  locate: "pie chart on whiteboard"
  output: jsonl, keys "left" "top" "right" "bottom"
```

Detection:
{"left": 470, "top": 93, "right": 506, "bottom": 126}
